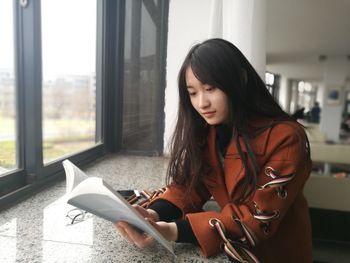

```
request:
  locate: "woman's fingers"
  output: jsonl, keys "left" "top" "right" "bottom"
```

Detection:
{"left": 115, "top": 222, "right": 133, "bottom": 242}
{"left": 146, "top": 219, "right": 178, "bottom": 241}
{"left": 117, "top": 221, "right": 155, "bottom": 248}
{"left": 146, "top": 218, "right": 159, "bottom": 230}
{"left": 132, "top": 205, "right": 149, "bottom": 217}
{"left": 132, "top": 205, "right": 159, "bottom": 222}
{"left": 136, "top": 234, "right": 154, "bottom": 249}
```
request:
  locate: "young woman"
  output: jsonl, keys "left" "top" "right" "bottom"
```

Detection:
{"left": 116, "top": 38, "right": 312, "bottom": 263}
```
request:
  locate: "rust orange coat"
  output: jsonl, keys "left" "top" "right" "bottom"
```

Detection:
{"left": 155, "top": 121, "right": 312, "bottom": 263}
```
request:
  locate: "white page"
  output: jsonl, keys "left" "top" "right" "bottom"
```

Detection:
{"left": 67, "top": 177, "right": 174, "bottom": 255}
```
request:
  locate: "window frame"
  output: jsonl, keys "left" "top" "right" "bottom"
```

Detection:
{"left": 0, "top": 0, "right": 114, "bottom": 209}
{"left": 0, "top": 0, "right": 170, "bottom": 210}
{"left": 119, "top": 0, "right": 169, "bottom": 156}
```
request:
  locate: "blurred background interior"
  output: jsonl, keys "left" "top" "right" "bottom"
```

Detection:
{"left": 0, "top": 0, "right": 350, "bottom": 261}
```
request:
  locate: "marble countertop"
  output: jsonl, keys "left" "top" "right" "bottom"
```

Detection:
{"left": 0, "top": 154, "right": 228, "bottom": 263}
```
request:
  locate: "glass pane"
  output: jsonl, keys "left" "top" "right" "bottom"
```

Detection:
{"left": 41, "top": 0, "right": 97, "bottom": 163}
{"left": 122, "top": 0, "right": 162, "bottom": 152}
{"left": 0, "top": 0, "right": 17, "bottom": 175}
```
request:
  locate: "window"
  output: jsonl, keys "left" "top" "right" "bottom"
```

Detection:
{"left": 0, "top": 0, "right": 169, "bottom": 208}
{"left": 297, "top": 81, "right": 316, "bottom": 115}
{"left": 0, "top": 0, "right": 105, "bottom": 206}
{"left": 0, "top": 0, "right": 17, "bottom": 175}
{"left": 265, "top": 71, "right": 280, "bottom": 99}
{"left": 122, "top": 0, "right": 167, "bottom": 154}
{"left": 41, "top": 0, "right": 98, "bottom": 163}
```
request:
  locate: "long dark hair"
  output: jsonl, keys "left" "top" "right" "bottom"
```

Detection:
{"left": 166, "top": 38, "right": 299, "bottom": 203}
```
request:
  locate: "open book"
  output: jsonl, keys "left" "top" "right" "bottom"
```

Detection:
{"left": 62, "top": 159, "right": 174, "bottom": 256}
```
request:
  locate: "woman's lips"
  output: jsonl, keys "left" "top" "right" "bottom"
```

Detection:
{"left": 202, "top": 111, "right": 216, "bottom": 118}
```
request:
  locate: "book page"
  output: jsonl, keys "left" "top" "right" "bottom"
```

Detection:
{"left": 63, "top": 159, "right": 88, "bottom": 194}
{"left": 67, "top": 177, "right": 174, "bottom": 255}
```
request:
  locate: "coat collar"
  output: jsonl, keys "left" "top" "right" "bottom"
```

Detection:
{"left": 209, "top": 119, "right": 274, "bottom": 156}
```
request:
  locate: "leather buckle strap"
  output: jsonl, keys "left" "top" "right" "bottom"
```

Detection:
{"left": 209, "top": 218, "right": 261, "bottom": 263}
{"left": 126, "top": 187, "right": 166, "bottom": 208}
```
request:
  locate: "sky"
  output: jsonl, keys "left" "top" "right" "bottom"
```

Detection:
{"left": 0, "top": 0, "right": 96, "bottom": 79}
{"left": 0, "top": 0, "right": 14, "bottom": 70}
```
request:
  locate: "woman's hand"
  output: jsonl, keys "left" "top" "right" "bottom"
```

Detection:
{"left": 115, "top": 219, "right": 178, "bottom": 249}
{"left": 132, "top": 205, "right": 160, "bottom": 222}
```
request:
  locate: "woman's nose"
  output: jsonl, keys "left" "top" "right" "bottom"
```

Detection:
{"left": 198, "top": 92, "right": 210, "bottom": 109}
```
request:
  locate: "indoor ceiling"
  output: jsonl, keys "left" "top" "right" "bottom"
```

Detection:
{"left": 266, "top": 0, "right": 350, "bottom": 82}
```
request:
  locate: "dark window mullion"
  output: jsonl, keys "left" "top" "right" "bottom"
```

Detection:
{"left": 156, "top": 0, "right": 168, "bottom": 154}
{"left": 95, "top": 0, "right": 104, "bottom": 143}
{"left": 114, "top": 0, "right": 126, "bottom": 152}
{"left": 0, "top": 0, "right": 43, "bottom": 208}
{"left": 18, "top": 0, "right": 44, "bottom": 181}
{"left": 103, "top": 0, "right": 125, "bottom": 153}
{"left": 14, "top": 0, "right": 24, "bottom": 171}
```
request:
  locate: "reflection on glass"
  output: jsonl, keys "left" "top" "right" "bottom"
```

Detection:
{"left": 0, "top": 236, "right": 16, "bottom": 262}
{"left": 42, "top": 198, "right": 93, "bottom": 261}
{"left": 122, "top": 0, "right": 161, "bottom": 152}
{"left": 0, "top": 217, "right": 17, "bottom": 236}
{"left": 43, "top": 197, "right": 93, "bottom": 245}
{"left": 41, "top": 0, "right": 97, "bottom": 163}
{"left": 0, "top": 0, "right": 17, "bottom": 175}
{"left": 0, "top": 218, "right": 17, "bottom": 262}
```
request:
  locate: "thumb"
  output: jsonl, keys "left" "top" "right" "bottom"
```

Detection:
{"left": 133, "top": 205, "right": 149, "bottom": 217}
{"left": 146, "top": 217, "right": 160, "bottom": 230}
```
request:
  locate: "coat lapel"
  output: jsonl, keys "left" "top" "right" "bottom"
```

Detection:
{"left": 203, "top": 126, "right": 230, "bottom": 207}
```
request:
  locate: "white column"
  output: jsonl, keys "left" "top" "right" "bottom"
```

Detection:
{"left": 319, "top": 56, "right": 348, "bottom": 142}
{"left": 222, "top": 0, "right": 266, "bottom": 79}
{"left": 208, "top": 0, "right": 223, "bottom": 38}
{"left": 290, "top": 80, "right": 299, "bottom": 114}
{"left": 278, "top": 76, "right": 290, "bottom": 112}
{"left": 316, "top": 82, "right": 324, "bottom": 105}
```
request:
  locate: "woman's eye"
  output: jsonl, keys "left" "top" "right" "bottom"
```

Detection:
{"left": 206, "top": 86, "right": 216, "bottom": 92}
{"left": 189, "top": 92, "right": 196, "bottom": 97}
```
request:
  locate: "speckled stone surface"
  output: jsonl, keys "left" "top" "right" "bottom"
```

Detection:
{"left": 0, "top": 154, "right": 228, "bottom": 263}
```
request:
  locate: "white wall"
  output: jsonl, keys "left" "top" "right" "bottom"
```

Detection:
{"left": 163, "top": 0, "right": 213, "bottom": 154}
{"left": 164, "top": 0, "right": 266, "bottom": 154}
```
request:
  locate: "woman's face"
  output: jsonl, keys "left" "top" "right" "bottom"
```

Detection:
{"left": 185, "top": 67, "right": 230, "bottom": 125}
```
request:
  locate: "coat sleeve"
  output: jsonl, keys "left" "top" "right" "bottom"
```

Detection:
{"left": 149, "top": 181, "right": 212, "bottom": 217}
{"left": 186, "top": 125, "right": 312, "bottom": 257}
